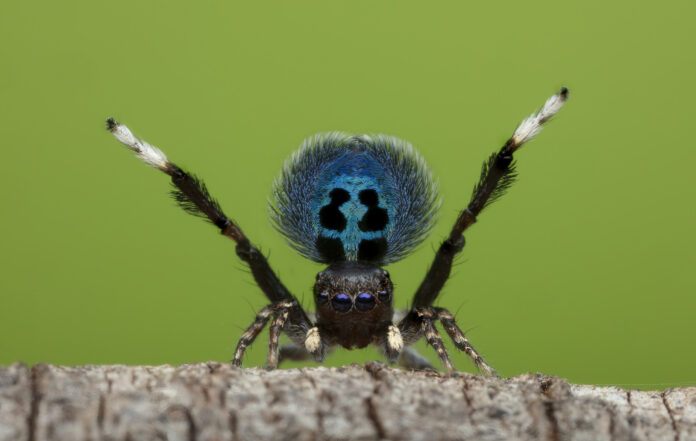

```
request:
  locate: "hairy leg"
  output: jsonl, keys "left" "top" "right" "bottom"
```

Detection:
{"left": 278, "top": 343, "right": 312, "bottom": 363}
{"left": 398, "top": 307, "right": 497, "bottom": 376}
{"left": 398, "top": 347, "right": 437, "bottom": 372}
{"left": 411, "top": 88, "right": 568, "bottom": 308}
{"left": 266, "top": 309, "right": 290, "bottom": 369}
{"left": 435, "top": 308, "right": 497, "bottom": 376}
{"left": 398, "top": 308, "right": 455, "bottom": 374}
{"left": 106, "top": 118, "right": 296, "bottom": 304}
{"left": 105, "top": 120, "right": 318, "bottom": 365}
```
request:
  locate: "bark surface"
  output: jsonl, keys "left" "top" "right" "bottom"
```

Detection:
{"left": 0, "top": 362, "right": 694, "bottom": 441}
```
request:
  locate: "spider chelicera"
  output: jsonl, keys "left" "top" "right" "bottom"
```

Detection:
{"left": 106, "top": 87, "right": 568, "bottom": 376}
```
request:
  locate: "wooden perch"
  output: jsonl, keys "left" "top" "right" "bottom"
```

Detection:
{"left": 0, "top": 362, "right": 694, "bottom": 441}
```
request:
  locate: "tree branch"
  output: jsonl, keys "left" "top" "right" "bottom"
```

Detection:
{"left": 0, "top": 362, "right": 694, "bottom": 441}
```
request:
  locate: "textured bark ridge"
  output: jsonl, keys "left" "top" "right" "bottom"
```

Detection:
{"left": 0, "top": 362, "right": 694, "bottom": 441}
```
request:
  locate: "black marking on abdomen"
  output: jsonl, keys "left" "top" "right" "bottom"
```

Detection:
{"left": 319, "top": 188, "right": 350, "bottom": 232}
{"left": 316, "top": 236, "right": 346, "bottom": 262}
{"left": 358, "top": 189, "right": 388, "bottom": 232}
{"left": 357, "top": 238, "right": 387, "bottom": 262}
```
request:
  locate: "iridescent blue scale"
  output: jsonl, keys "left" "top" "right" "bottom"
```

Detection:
{"left": 271, "top": 132, "right": 439, "bottom": 265}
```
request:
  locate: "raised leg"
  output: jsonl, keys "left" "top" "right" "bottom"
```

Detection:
{"left": 405, "top": 89, "right": 568, "bottom": 375}
{"left": 105, "top": 119, "right": 318, "bottom": 364}
{"left": 106, "top": 118, "right": 297, "bottom": 304}
{"left": 412, "top": 88, "right": 568, "bottom": 308}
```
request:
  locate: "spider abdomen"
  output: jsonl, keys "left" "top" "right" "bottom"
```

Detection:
{"left": 272, "top": 133, "right": 439, "bottom": 265}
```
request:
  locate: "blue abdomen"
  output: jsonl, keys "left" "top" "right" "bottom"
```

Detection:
{"left": 271, "top": 133, "right": 439, "bottom": 265}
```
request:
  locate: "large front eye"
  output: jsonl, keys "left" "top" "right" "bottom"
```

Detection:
{"left": 331, "top": 293, "right": 352, "bottom": 312}
{"left": 355, "top": 292, "right": 376, "bottom": 312}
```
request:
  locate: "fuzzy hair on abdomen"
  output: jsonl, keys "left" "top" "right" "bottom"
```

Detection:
{"left": 271, "top": 133, "right": 439, "bottom": 265}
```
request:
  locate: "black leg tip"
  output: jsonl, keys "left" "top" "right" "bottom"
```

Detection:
{"left": 105, "top": 117, "right": 118, "bottom": 131}
{"left": 559, "top": 86, "right": 569, "bottom": 98}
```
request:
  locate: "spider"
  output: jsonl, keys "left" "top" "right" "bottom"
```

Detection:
{"left": 105, "top": 87, "right": 568, "bottom": 376}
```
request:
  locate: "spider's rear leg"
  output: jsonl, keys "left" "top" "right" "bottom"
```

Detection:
{"left": 105, "top": 119, "right": 322, "bottom": 368}
{"left": 404, "top": 88, "right": 569, "bottom": 375}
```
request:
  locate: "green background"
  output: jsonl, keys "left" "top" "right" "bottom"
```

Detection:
{"left": 1, "top": 1, "right": 694, "bottom": 389}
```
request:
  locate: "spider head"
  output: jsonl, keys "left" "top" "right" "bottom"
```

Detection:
{"left": 313, "top": 261, "right": 393, "bottom": 317}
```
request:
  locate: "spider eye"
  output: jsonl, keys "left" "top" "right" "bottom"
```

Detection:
{"left": 377, "top": 290, "right": 390, "bottom": 302}
{"left": 355, "top": 292, "right": 375, "bottom": 312}
{"left": 331, "top": 293, "right": 352, "bottom": 312}
{"left": 316, "top": 291, "right": 329, "bottom": 304}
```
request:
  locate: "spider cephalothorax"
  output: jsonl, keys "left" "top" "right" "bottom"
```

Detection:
{"left": 313, "top": 261, "right": 394, "bottom": 350}
{"left": 106, "top": 87, "right": 568, "bottom": 376}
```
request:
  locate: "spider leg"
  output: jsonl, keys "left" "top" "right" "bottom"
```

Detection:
{"left": 105, "top": 119, "right": 319, "bottom": 365}
{"left": 398, "top": 347, "right": 437, "bottom": 372}
{"left": 266, "top": 308, "right": 290, "bottom": 369}
{"left": 398, "top": 307, "right": 496, "bottom": 376}
{"left": 399, "top": 308, "right": 456, "bottom": 374}
{"left": 232, "top": 304, "right": 275, "bottom": 367}
{"left": 435, "top": 307, "right": 497, "bottom": 377}
{"left": 106, "top": 118, "right": 298, "bottom": 305}
{"left": 277, "top": 342, "right": 336, "bottom": 365}
{"left": 278, "top": 343, "right": 311, "bottom": 363}
{"left": 412, "top": 88, "right": 568, "bottom": 309}
{"left": 404, "top": 90, "right": 568, "bottom": 374}
{"left": 233, "top": 300, "right": 326, "bottom": 368}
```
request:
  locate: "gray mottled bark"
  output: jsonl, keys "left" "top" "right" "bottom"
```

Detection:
{"left": 0, "top": 362, "right": 694, "bottom": 441}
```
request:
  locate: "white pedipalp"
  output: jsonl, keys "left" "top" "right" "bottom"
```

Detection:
{"left": 387, "top": 324, "right": 404, "bottom": 352}
{"left": 304, "top": 327, "right": 321, "bottom": 353}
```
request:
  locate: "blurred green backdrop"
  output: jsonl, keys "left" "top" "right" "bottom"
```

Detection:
{"left": 1, "top": 0, "right": 694, "bottom": 389}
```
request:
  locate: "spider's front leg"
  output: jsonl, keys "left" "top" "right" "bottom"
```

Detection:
{"left": 402, "top": 88, "right": 569, "bottom": 376}
{"left": 399, "top": 308, "right": 456, "bottom": 374}
{"left": 105, "top": 119, "right": 321, "bottom": 369}
{"left": 397, "top": 307, "right": 496, "bottom": 375}
{"left": 232, "top": 299, "right": 323, "bottom": 369}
